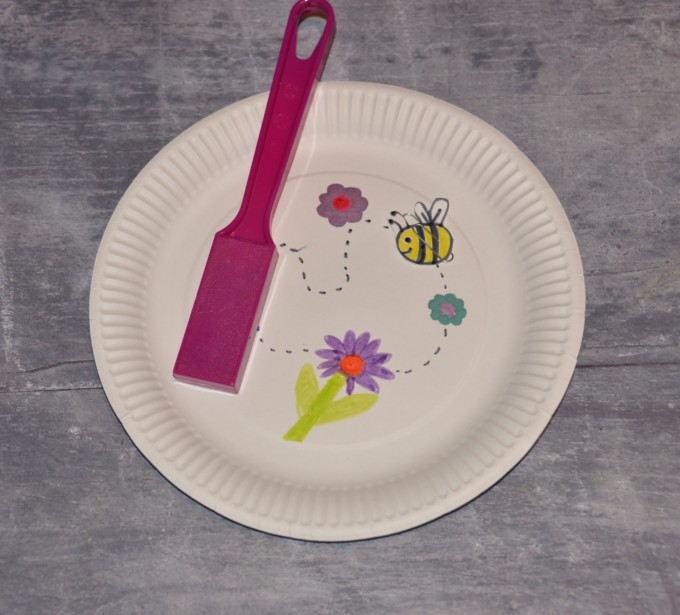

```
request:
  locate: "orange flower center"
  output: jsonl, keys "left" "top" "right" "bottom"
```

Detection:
{"left": 340, "top": 354, "right": 364, "bottom": 377}
{"left": 332, "top": 195, "right": 351, "bottom": 211}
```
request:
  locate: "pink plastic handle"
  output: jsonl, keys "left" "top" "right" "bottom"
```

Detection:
{"left": 220, "top": 0, "right": 336, "bottom": 243}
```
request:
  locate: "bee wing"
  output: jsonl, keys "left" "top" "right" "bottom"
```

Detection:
{"left": 414, "top": 201, "right": 431, "bottom": 224}
{"left": 430, "top": 198, "right": 449, "bottom": 224}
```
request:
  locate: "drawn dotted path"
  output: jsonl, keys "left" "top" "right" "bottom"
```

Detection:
{"left": 393, "top": 324, "right": 449, "bottom": 374}
{"left": 279, "top": 220, "right": 373, "bottom": 295}
{"left": 258, "top": 219, "right": 453, "bottom": 374}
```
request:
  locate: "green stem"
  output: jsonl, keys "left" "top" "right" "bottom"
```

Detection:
{"left": 283, "top": 373, "right": 346, "bottom": 442}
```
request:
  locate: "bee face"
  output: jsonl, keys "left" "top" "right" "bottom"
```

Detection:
{"left": 397, "top": 228, "right": 420, "bottom": 261}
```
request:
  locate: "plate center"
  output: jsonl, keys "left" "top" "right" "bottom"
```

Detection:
{"left": 236, "top": 167, "right": 487, "bottom": 445}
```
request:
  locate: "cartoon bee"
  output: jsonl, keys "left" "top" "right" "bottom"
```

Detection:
{"left": 388, "top": 198, "right": 454, "bottom": 265}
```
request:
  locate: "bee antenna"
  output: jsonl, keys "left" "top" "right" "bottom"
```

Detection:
{"left": 387, "top": 218, "right": 403, "bottom": 233}
{"left": 389, "top": 211, "right": 408, "bottom": 227}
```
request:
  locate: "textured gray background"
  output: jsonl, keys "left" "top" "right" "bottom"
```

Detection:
{"left": 1, "top": 0, "right": 679, "bottom": 613}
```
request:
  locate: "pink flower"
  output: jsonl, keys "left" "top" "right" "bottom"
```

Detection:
{"left": 316, "top": 184, "right": 369, "bottom": 227}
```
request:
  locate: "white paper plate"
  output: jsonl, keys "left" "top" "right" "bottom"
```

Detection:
{"left": 90, "top": 82, "right": 585, "bottom": 541}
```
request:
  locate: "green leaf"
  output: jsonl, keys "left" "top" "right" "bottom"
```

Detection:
{"left": 316, "top": 393, "right": 379, "bottom": 425}
{"left": 295, "top": 364, "right": 319, "bottom": 418}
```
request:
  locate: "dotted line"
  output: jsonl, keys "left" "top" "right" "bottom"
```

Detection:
{"left": 279, "top": 219, "right": 374, "bottom": 296}
{"left": 392, "top": 262, "right": 451, "bottom": 374}
{"left": 257, "top": 220, "right": 375, "bottom": 352}
{"left": 280, "top": 229, "right": 349, "bottom": 294}
{"left": 261, "top": 339, "right": 312, "bottom": 354}
{"left": 258, "top": 218, "right": 454, "bottom": 365}
{"left": 394, "top": 328, "right": 447, "bottom": 374}
{"left": 256, "top": 326, "right": 311, "bottom": 354}
{"left": 436, "top": 263, "right": 448, "bottom": 290}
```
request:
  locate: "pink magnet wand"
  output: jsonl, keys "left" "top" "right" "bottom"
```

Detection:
{"left": 173, "top": 0, "right": 335, "bottom": 392}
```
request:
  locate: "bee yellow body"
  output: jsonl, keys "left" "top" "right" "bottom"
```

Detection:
{"left": 390, "top": 198, "right": 454, "bottom": 265}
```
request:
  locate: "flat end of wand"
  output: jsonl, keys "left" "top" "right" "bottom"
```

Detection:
{"left": 173, "top": 235, "right": 277, "bottom": 393}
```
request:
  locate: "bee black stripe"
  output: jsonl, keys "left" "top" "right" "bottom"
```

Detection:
{"left": 415, "top": 224, "right": 426, "bottom": 263}
{"left": 430, "top": 223, "right": 439, "bottom": 261}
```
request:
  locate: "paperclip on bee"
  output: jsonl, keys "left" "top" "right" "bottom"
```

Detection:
{"left": 388, "top": 198, "right": 454, "bottom": 265}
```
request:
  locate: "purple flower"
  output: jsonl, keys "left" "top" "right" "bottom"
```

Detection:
{"left": 315, "top": 330, "right": 395, "bottom": 395}
{"left": 316, "top": 184, "right": 369, "bottom": 227}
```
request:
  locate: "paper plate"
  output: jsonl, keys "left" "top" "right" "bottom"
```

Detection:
{"left": 90, "top": 82, "right": 585, "bottom": 541}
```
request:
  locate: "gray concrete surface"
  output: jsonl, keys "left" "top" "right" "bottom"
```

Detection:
{"left": 1, "top": 0, "right": 679, "bottom": 613}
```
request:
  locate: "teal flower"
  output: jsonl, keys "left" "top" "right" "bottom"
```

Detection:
{"left": 428, "top": 293, "right": 467, "bottom": 325}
